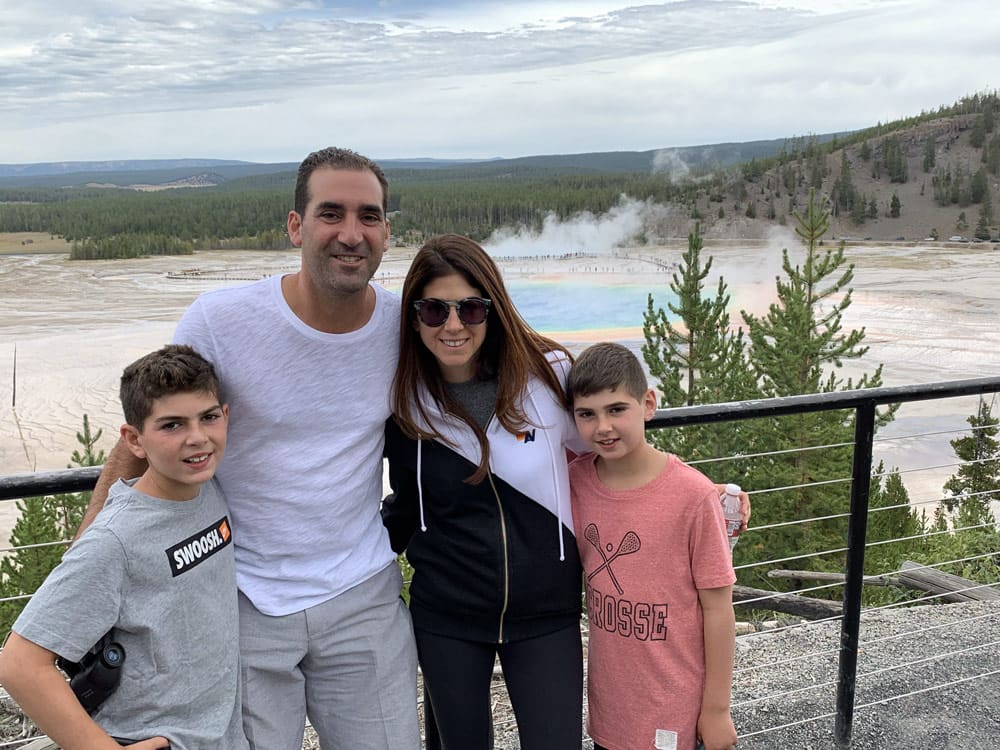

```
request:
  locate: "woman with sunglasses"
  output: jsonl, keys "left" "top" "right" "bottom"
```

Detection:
{"left": 383, "top": 233, "right": 585, "bottom": 749}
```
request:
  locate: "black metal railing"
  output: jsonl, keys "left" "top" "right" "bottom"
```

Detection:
{"left": 2, "top": 375, "right": 999, "bottom": 748}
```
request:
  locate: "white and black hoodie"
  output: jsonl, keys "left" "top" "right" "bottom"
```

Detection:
{"left": 382, "top": 352, "right": 585, "bottom": 644}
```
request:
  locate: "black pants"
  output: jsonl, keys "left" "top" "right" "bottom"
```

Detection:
{"left": 417, "top": 624, "right": 583, "bottom": 750}
{"left": 594, "top": 741, "right": 706, "bottom": 749}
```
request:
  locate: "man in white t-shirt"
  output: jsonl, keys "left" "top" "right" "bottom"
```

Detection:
{"left": 80, "top": 147, "right": 419, "bottom": 750}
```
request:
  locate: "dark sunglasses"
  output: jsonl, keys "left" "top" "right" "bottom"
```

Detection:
{"left": 413, "top": 297, "right": 492, "bottom": 327}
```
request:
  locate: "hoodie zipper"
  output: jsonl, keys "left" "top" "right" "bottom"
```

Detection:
{"left": 486, "top": 459, "right": 510, "bottom": 643}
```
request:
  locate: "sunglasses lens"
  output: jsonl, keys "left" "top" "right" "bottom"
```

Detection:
{"left": 415, "top": 298, "right": 490, "bottom": 326}
{"left": 457, "top": 299, "right": 488, "bottom": 325}
{"left": 416, "top": 300, "right": 450, "bottom": 327}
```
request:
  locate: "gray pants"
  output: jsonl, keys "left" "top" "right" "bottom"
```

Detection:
{"left": 237, "top": 563, "right": 420, "bottom": 750}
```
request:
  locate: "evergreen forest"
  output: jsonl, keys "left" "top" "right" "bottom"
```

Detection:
{"left": 1, "top": 92, "right": 998, "bottom": 258}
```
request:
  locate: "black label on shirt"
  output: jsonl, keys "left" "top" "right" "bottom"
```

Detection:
{"left": 165, "top": 516, "right": 232, "bottom": 577}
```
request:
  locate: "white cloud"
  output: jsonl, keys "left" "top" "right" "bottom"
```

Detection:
{"left": 1, "top": 0, "right": 997, "bottom": 162}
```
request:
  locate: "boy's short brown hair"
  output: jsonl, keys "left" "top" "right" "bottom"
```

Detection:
{"left": 567, "top": 342, "right": 649, "bottom": 404}
{"left": 119, "top": 345, "right": 222, "bottom": 428}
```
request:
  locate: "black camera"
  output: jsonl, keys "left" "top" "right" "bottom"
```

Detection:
{"left": 56, "top": 630, "right": 126, "bottom": 715}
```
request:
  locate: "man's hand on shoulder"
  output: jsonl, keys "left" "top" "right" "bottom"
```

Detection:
{"left": 75, "top": 437, "right": 147, "bottom": 541}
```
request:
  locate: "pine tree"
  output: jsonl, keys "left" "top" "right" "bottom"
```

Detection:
{"left": 923, "top": 136, "right": 936, "bottom": 172}
{"left": 950, "top": 163, "right": 967, "bottom": 205}
{"left": 808, "top": 149, "right": 826, "bottom": 189}
{"left": 970, "top": 168, "right": 989, "bottom": 204}
{"left": 833, "top": 151, "right": 856, "bottom": 215}
{"left": 976, "top": 202, "right": 993, "bottom": 240}
{"left": 882, "top": 136, "right": 908, "bottom": 183}
{"left": 970, "top": 116, "right": 987, "bottom": 149}
{"left": 48, "top": 414, "right": 105, "bottom": 538}
{"left": 850, "top": 192, "right": 866, "bottom": 225}
{"left": 642, "top": 224, "right": 756, "bottom": 463}
{"left": 743, "top": 191, "right": 883, "bottom": 396}
{"left": 863, "top": 462, "right": 925, "bottom": 605}
{"left": 890, "top": 193, "right": 902, "bottom": 218}
{"left": 0, "top": 497, "right": 62, "bottom": 634}
{"left": 986, "top": 133, "right": 1000, "bottom": 175}
{"left": 942, "top": 397, "right": 999, "bottom": 517}
{"left": 739, "top": 190, "right": 894, "bottom": 588}
{"left": 916, "top": 398, "right": 1000, "bottom": 585}
{"left": 642, "top": 226, "right": 755, "bottom": 460}
{"left": 933, "top": 166, "right": 952, "bottom": 206}
{"left": 0, "top": 415, "right": 107, "bottom": 635}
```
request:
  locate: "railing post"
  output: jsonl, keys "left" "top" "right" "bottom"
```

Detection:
{"left": 834, "top": 401, "right": 877, "bottom": 747}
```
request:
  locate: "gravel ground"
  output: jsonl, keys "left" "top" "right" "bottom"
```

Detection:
{"left": 5, "top": 602, "right": 997, "bottom": 749}
{"left": 486, "top": 600, "right": 1000, "bottom": 750}
{"left": 728, "top": 600, "right": 1000, "bottom": 750}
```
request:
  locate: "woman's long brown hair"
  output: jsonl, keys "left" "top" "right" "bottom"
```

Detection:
{"left": 392, "top": 234, "right": 570, "bottom": 483}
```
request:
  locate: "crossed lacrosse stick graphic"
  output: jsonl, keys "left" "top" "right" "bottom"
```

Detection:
{"left": 583, "top": 524, "right": 642, "bottom": 596}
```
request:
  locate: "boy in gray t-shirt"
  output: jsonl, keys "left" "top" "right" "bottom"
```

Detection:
{"left": 0, "top": 345, "right": 248, "bottom": 750}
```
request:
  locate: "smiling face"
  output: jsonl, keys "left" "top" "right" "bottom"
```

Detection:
{"left": 572, "top": 386, "right": 657, "bottom": 463}
{"left": 287, "top": 167, "right": 389, "bottom": 300}
{"left": 122, "top": 390, "right": 229, "bottom": 501}
{"left": 416, "top": 273, "right": 489, "bottom": 383}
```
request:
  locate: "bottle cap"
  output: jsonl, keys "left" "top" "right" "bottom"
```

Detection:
{"left": 725, "top": 483, "right": 741, "bottom": 496}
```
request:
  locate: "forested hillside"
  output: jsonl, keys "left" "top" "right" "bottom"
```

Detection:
{"left": 0, "top": 92, "right": 996, "bottom": 258}
{"left": 710, "top": 91, "right": 999, "bottom": 243}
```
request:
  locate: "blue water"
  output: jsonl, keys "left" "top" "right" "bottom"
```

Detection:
{"left": 505, "top": 278, "right": 678, "bottom": 333}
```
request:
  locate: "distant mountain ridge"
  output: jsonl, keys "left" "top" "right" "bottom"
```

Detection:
{"left": 0, "top": 133, "right": 847, "bottom": 188}
{"left": 0, "top": 158, "right": 255, "bottom": 178}
{"left": 5, "top": 89, "right": 993, "bottom": 245}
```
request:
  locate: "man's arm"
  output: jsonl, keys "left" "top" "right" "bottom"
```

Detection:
{"left": 75, "top": 438, "right": 147, "bottom": 540}
{"left": 697, "top": 585, "right": 738, "bottom": 750}
{"left": 0, "top": 632, "right": 168, "bottom": 750}
{"left": 381, "top": 421, "right": 421, "bottom": 554}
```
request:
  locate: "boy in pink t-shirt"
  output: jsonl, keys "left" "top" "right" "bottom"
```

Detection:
{"left": 567, "top": 342, "right": 738, "bottom": 750}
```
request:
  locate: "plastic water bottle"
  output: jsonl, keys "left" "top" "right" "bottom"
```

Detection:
{"left": 721, "top": 483, "right": 742, "bottom": 552}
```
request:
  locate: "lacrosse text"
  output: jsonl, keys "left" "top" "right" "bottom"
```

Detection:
{"left": 585, "top": 581, "right": 668, "bottom": 641}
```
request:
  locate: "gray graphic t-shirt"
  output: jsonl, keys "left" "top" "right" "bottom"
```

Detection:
{"left": 14, "top": 478, "right": 248, "bottom": 750}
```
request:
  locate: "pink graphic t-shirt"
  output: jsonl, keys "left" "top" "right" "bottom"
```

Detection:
{"left": 570, "top": 452, "right": 736, "bottom": 750}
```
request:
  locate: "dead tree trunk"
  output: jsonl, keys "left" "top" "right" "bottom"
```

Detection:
{"left": 897, "top": 560, "right": 1000, "bottom": 603}
{"left": 732, "top": 584, "right": 842, "bottom": 620}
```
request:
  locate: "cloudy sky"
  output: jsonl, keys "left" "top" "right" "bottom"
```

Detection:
{"left": 2, "top": 0, "right": 997, "bottom": 164}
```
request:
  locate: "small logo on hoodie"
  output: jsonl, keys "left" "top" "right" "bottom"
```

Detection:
{"left": 166, "top": 517, "right": 232, "bottom": 577}
{"left": 517, "top": 429, "right": 536, "bottom": 443}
